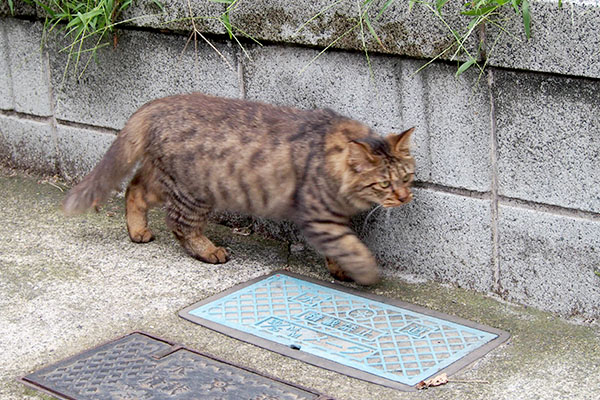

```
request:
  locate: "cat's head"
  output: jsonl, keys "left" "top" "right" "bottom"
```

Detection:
{"left": 343, "top": 127, "right": 415, "bottom": 209}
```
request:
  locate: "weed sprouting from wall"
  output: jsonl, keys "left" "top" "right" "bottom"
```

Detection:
{"left": 409, "top": 0, "right": 537, "bottom": 78}
{"left": 12, "top": 0, "right": 164, "bottom": 80}
{"left": 3, "top": 0, "right": 565, "bottom": 81}
{"left": 297, "top": 0, "right": 562, "bottom": 80}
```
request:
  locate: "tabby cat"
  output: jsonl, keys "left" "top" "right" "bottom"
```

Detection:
{"left": 63, "top": 93, "right": 415, "bottom": 285}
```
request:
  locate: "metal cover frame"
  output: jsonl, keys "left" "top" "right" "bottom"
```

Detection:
{"left": 19, "top": 331, "right": 335, "bottom": 400}
{"left": 179, "top": 271, "right": 510, "bottom": 391}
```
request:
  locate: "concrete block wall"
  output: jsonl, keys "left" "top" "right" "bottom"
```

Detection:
{"left": 1, "top": 0, "right": 599, "bottom": 318}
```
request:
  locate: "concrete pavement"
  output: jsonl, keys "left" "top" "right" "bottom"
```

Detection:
{"left": 1, "top": 167, "right": 598, "bottom": 400}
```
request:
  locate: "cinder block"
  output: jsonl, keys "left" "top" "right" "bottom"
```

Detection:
{"left": 243, "top": 47, "right": 491, "bottom": 192}
{"left": 55, "top": 124, "right": 116, "bottom": 182}
{"left": 498, "top": 204, "right": 600, "bottom": 317}
{"left": 398, "top": 59, "right": 430, "bottom": 183}
{"left": 122, "top": 0, "right": 226, "bottom": 33}
{"left": 4, "top": 19, "right": 52, "bottom": 116}
{"left": 0, "top": 114, "right": 56, "bottom": 174}
{"left": 0, "top": 19, "right": 13, "bottom": 110}
{"left": 487, "top": 1, "right": 600, "bottom": 79}
{"left": 242, "top": 45, "right": 431, "bottom": 184}
{"left": 231, "top": 0, "right": 476, "bottom": 61}
{"left": 494, "top": 69, "right": 600, "bottom": 213}
{"left": 242, "top": 44, "right": 403, "bottom": 134}
{"left": 49, "top": 29, "right": 240, "bottom": 130}
{"left": 422, "top": 63, "right": 492, "bottom": 192}
{"left": 360, "top": 188, "right": 495, "bottom": 292}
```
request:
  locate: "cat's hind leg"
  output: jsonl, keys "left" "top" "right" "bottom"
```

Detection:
{"left": 125, "top": 166, "right": 163, "bottom": 243}
{"left": 166, "top": 202, "right": 229, "bottom": 264}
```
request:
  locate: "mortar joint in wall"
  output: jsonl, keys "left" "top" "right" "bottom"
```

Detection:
{"left": 237, "top": 55, "right": 246, "bottom": 99}
{"left": 0, "top": 109, "right": 52, "bottom": 124}
{"left": 486, "top": 68, "right": 501, "bottom": 295}
{"left": 41, "top": 49, "right": 61, "bottom": 176}
{"left": 413, "top": 181, "right": 491, "bottom": 200}
{"left": 498, "top": 196, "right": 600, "bottom": 223}
{"left": 55, "top": 119, "right": 119, "bottom": 136}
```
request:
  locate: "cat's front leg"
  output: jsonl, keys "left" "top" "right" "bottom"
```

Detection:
{"left": 300, "top": 220, "right": 380, "bottom": 285}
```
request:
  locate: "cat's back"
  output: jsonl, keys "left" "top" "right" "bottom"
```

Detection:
{"left": 143, "top": 93, "right": 341, "bottom": 166}
{"left": 140, "top": 93, "right": 341, "bottom": 217}
{"left": 144, "top": 93, "right": 332, "bottom": 136}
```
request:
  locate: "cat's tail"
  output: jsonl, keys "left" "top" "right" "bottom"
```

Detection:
{"left": 62, "top": 110, "right": 150, "bottom": 215}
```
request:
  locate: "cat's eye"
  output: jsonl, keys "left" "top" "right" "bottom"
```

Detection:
{"left": 379, "top": 181, "right": 391, "bottom": 188}
{"left": 403, "top": 174, "right": 411, "bottom": 183}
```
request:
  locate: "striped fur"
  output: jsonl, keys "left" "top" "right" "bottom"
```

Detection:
{"left": 62, "top": 93, "right": 415, "bottom": 285}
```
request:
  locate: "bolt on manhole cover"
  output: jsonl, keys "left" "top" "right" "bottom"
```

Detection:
{"left": 180, "top": 271, "right": 509, "bottom": 391}
{"left": 20, "top": 332, "right": 333, "bottom": 399}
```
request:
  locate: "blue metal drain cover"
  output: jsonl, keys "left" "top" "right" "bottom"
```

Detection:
{"left": 180, "top": 271, "right": 509, "bottom": 391}
{"left": 20, "top": 332, "right": 333, "bottom": 399}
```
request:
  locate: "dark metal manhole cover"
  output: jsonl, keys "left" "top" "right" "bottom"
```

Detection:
{"left": 180, "top": 271, "right": 509, "bottom": 391}
{"left": 20, "top": 332, "right": 333, "bottom": 399}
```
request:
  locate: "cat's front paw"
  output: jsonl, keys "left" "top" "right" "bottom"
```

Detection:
{"left": 351, "top": 267, "right": 380, "bottom": 286}
{"left": 206, "top": 246, "right": 230, "bottom": 264}
{"left": 191, "top": 246, "right": 230, "bottom": 264}
{"left": 326, "top": 258, "right": 353, "bottom": 282}
{"left": 326, "top": 257, "right": 380, "bottom": 285}
{"left": 129, "top": 228, "right": 155, "bottom": 243}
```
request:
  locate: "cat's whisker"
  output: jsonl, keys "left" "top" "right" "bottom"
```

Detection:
{"left": 362, "top": 204, "right": 383, "bottom": 235}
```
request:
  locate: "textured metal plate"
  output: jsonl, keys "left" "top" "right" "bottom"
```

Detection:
{"left": 180, "top": 271, "right": 509, "bottom": 391}
{"left": 20, "top": 332, "right": 332, "bottom": 399}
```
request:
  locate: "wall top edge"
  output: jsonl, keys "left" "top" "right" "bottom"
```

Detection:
{"left": 2, "top": 0, "right": 599, "bottom": 79}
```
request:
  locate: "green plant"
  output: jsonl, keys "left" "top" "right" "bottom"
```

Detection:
{"left": 6, "top": 0, "right": 15, "bottom": 14}
{"left": 208, "top": 0, "right": 261, "bottom": 60}
{"left": 297, "top": 0, "right": 396, "bottom": 74}
{"left": 20, "top": 0, "right": 163, "bottom": 79}
{"left": 177, "top": 0, "right": 261, "bottom": 71}
{"left": 299, "top": 0, "right": 562, "bottom": 79}
{"left": 4, "top": 0, "right": 565, "bottom": 81}
{"left": 209, "top": 0, "right": 236, "bottom": 40}
{"left": 5, "top": 0, "right": 254, "bottom": 77}
{"left": 25, "top": 0, "right": 132, "bottom": 78}
{"left": 410, "top": 0, "right": 537, "bottom": 77}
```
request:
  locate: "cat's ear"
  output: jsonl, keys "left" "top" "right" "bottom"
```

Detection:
{"left": 387, "top": 127, "right": 414, "bottom": 154}
{"left": 348, "top": 141, "right": 380, "bottom": 173}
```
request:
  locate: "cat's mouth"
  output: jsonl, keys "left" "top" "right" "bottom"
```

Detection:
{"left": 382, "top": 191, "right": 413, "bottom": 208}
{"left": 383, "top": 200, "right": 410, "bottom": 208}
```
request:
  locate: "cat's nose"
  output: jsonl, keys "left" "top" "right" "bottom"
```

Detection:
{"left": 396, "top": 187, "right": 412, "bottom": 203}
